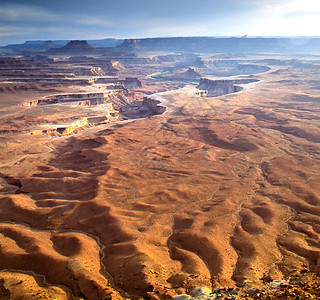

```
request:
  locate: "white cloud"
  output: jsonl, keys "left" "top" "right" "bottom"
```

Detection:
{"left": 261, "top": 0, "right": 320, "bottom": 17}
{"left": 247, "top": 0, "right": 320, "bottom": 36}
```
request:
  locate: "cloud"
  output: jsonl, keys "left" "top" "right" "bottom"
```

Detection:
{"left": 0, "top": 3, "right": 58, "bottom": 22}
{"left": 264, "top": 0, "right": 320, "bottom": 17}
{"left": 0, "top": 25, "right": 36, "bottom": 37}
{"left": 282, "top": 10, "right": 320, "bottom": 19}
{"left": 74, "top": 16, "right": 116, "bottom": 27}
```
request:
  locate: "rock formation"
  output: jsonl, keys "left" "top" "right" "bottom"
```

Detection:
{"left": 62, "top": 40, "right": 93, "bottom": 49}
{"left": 183, "top": 67, "right": 203, "bottom": 78}
{"left": 26, "top": 92, "right": 105, "bottom": 106}
{"left": 121, "top": 77, "right": 142, "bottom": 89}
{"left": 197, "top": 77, "right": 259, "bottom": 96}
{"left": 75, "top": 66, "right": 106, "bottom": 76}
{"left": 100, "top": 60, "right": 123, "bottom": 75}
{"left": 120, "top": 96, "right": 166, "bottom": 119}
{"left": 47, "top": 40, "right": 95, "bottom": 54}
{"left": 24, "top": 90, "right": 135, "bottom": 108}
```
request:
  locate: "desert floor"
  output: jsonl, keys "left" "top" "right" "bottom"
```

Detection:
{"left": 0, "top": 55, "right": 320, "bottom": 299}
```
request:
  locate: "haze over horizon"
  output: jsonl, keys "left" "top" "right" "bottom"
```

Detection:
{"left": 0, "top": 0, "right": 319, "bottom": 46}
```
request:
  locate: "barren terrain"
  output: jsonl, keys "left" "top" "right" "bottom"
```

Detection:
{"left": 0, "top": 46, "right": 320, "bottom": 299}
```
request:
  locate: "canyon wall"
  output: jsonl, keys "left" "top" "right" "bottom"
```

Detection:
{"left": 197, "top": 78, "right": 259, "bottom": 97}
{"left": 120, "top": 96, "right": 166, "bottom": 119}
{"left": 24, "top": 90, "right": 133, "bottom": 107}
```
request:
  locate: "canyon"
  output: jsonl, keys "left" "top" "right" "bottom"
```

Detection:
{"left": 0, "top": 39, "right": 320, "bottom": 299}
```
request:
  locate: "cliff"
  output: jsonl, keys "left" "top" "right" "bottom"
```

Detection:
{"left": 25, "top": 91, "right": 133, "bottom": 107}
{"left": 120, "top": 96, "right": 166, "bottom": 119}
{"left": 197, "top": 77, "right": 259, "bottom": 96}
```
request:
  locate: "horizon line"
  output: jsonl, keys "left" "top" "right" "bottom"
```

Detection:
{"left": 2, "top": 35, "right": 320, "bottom": 47}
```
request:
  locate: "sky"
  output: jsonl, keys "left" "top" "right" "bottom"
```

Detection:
{"left": 0, "top": 0, "right": 319, "bottom": 45}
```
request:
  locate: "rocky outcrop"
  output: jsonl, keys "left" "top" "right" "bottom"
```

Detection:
{"left": 26, "top": 92, "right": 105, "bottom": 106}
{"left": 120, "top": 96, "right": 166, "bottom": 119}
{"left": 197, "top": 78, "right": 259, "bottom": 97}
{"left": 103, "top": 60, "right": 123, "bottom": 71}
{"left": 143, "top": 97, "right": 166, "bottom": 115}
{"left": 59, "top": 118, "right": 89, "bottom": 135}
{"left": 121, "top": 77, "right": 142, "bottom": 89}
{"left": 62, "top": 40, "right": 93, "bottom": 49}
{"left": 75, "top": 66, "right": 106, "bottom": 76}
{"left": 157, "top": 67, "right": 203, "bottom": 82}
{"left": 47, "top": 40, "right": 95, "bottom": 54}
{"left": 183, "top": 67, "right": 202, "bottom": 78}
{"left": 25, "top": 90, "right": 133, "bottom": 107}
{"left": 42, "top": 109, "right": 120, "bottom": 136}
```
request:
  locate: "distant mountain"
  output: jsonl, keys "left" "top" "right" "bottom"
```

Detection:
{"left": 0, "top": 38, "right": 123, "bottom": 53}
{"left": 117, "top": 37, "right": 320, "bottom": 53}
{"left": 62, "top": 40, "right": 94, "bottom": 49}
{"left": 46, "top": 40, "right": 97, "bottom": 54}
{"left": 87, "top": 38, "right": 123, "bottom": 47}
{"left": 0, "top": 40, "right": 68, "bottom": 52}
{"left": 1, "top": 36, "right": 319, "bottom": 54}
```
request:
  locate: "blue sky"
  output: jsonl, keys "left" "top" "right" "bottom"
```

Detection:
{"left": 0, "top": 0, "right": 319, "bottom": 45}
